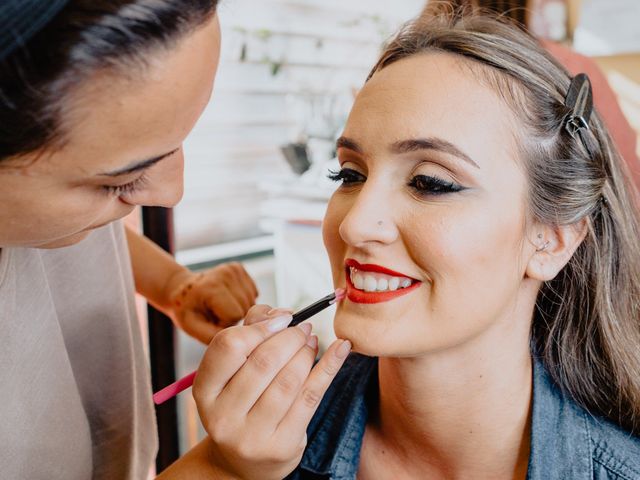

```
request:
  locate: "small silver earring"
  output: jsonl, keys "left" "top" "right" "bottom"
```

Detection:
{"left": 377, "top": 220, "right": 383, "bottom": 226}
{"left": 535, "top": 233, "right": 549, "bottom": 252}
{"left": 536, "top": 240, "right": 550, "bottom": 252}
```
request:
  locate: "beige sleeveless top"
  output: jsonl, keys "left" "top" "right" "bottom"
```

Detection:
{"left": 0, "top": 221, "right": 157, "bottom": 479}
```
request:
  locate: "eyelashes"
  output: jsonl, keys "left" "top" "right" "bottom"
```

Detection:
{"left": 407, "top": 175, "right": 465, "bottom": 195}
{"left": 103, "top": 173, "right": 149, "bottom": 197}
{"left": 327, "top": 168, "right": 365, "bottom": 185}
{"left": 328, "top": 168, "right": 466, "bottom": 196}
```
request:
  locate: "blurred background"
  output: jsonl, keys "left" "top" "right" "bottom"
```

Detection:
{"left": 136, "top": 0, "right": 640, "bottom": 460}
{"left": 170, "top": 0, "right": 427, "bottom": 453}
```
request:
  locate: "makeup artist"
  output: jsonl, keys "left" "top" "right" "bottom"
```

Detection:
{"left": 0, "top": 1, "right": 269, "bottom": 477}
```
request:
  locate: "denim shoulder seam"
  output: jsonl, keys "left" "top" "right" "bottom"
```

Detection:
{"left": 583, "top": 409, "right": 594, "bottom": 475}
{"left": 592, "top": 439, "right": 640, "bottom": 480}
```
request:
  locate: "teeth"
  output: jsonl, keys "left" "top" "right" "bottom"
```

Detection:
{"left": 349, "top": 267, "right": 414, "bottom": 292}
{"left": 364, "top": 276, "right": 378, "bottom": 292}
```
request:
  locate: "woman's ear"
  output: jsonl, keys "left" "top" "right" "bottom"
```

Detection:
{"left": 525, "top": 219, "right": 588, "bottom": 281}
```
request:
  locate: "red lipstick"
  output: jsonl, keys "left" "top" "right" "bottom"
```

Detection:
{"left": 344, "top": 258, "right": 421, "bottom": 304}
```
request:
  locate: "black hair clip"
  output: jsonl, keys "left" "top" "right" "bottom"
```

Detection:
{"left": 564, "top": 73, "right": 593, "bottom": 138}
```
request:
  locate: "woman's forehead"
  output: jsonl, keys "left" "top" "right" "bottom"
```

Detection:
{"left": 345, "top": 53, "right": 520, "bottom": 163}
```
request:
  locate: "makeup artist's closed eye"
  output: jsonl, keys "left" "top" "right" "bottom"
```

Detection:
{"left": 98, "top": 148, "right": 181, "bottom": 197}
{"left": 98, "top": 147, "right": 180, "bottom": 177}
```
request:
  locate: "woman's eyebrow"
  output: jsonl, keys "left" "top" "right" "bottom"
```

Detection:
{"left": 336, "top": 136, "right": 363, "bottom": 154}
{"left": 336, "top": 136, "right": 479, "bottom": 169}
{"left": 391, "top": 138, "right": 479, "bottom": 168}
{"left": 97, "top": 147, "right": 180, "bottom": 177}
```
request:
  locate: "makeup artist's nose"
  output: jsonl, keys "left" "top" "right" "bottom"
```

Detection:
{"left": 135, "top": 149, "right": 185, "bottom": 207}
{"left": 338, "top": 181, "right": 398, "bottom": 247}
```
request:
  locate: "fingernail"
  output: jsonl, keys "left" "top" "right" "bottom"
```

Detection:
{"left": 306, "top": 334, "right": 318, "bottom": 349}
{"left": 266, "top": 314, "right": 293, "bottom": 332}
{"left": 267, "top": 308, "right": 293, "bottom": 316}
{"left": 335, "top": 340, "right": 351, "bottom": 359}
{"left": 297, "top": 322, "right": 312, "bottom": 336}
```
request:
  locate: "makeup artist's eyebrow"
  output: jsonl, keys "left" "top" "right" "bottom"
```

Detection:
{"left": 97, "top": 147, "right": 180, "bottom": 177}
{"left": 391, "top": 138, "right": 479, "bottom": 168}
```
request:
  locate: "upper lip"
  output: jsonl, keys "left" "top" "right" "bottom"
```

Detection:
{"left": 345, "top": 258, "right": 419, "bottom": 280}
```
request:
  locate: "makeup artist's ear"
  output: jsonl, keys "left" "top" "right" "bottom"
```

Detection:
{"left": 525, "top": 219, "right": 588, "bottom": 281}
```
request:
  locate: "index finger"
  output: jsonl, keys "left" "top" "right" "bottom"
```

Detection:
{"left": 193, "top": 314, "right": 293, "bottom": 408}
{"left": 244, "top": 305, "right": 293, "bottom": 326}
{"left": 277, "top": 339, "right": 351, "bottom": 437}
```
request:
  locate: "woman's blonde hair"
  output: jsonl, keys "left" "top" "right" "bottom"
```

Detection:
{"left": 368, "top": 8, "right": 640, "bottom": 433}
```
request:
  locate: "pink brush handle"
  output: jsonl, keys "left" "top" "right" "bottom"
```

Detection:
{"left": 153, "top": 370, "right": 197, "bottom": 405}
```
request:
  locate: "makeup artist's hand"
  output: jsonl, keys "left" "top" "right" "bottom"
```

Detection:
{"left": 165, "top": 262, "right": 258, "bottom": 344}
{"left": 192, "top": 305, "right": 351, "bottom": 480}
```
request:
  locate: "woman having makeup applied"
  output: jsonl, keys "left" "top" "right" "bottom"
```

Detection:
{"left": 191, "top": 9, "right": 640, "bottom": 480}
{"left": 0, "top": 1, "right": 285, "bottom": 477}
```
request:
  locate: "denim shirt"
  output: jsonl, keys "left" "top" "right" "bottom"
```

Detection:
{"left": 286, "top": 353, "right": 640, "bottom": 479}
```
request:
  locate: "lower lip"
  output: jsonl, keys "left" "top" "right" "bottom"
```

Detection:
{"left": 345, "top": 270, "right": 421, "bottom": 304}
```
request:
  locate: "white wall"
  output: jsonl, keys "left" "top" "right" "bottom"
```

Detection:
{"left": 175, "top": 0, "right": 425, "bottom": 250}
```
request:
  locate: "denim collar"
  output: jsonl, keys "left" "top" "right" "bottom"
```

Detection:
{"left": 298, "top": 353, "right": 593, "bottom": 479}
{"left": 527, "top": 354, "right": 591, "bottom": 479}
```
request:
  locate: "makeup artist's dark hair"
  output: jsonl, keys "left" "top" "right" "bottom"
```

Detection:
{"left": 368, "top": 10, "right": 640, "bottom": 434}
{"left": 0, "top": 0, "right": 218, "bottom": 162}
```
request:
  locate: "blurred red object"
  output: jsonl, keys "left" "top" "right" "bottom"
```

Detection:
{"left": 543, "top": 40, "right": 640, "bottom": 190}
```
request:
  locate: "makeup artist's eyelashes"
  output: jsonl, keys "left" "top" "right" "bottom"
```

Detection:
{"left": 327, "top": 168, "right": 465, "bottom": 196}
{"left": 103, "top": 173, "right": 149, "bottom": 197}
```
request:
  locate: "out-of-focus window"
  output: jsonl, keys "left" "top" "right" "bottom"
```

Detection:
{"left": 175, "top": 0, "right": 425, "bottom": 252}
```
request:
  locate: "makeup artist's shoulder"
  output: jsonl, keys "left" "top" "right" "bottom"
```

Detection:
{"left": 586, "top": 412, "right": 640, "bottom": 479}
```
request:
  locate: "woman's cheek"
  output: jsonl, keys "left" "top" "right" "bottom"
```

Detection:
{"left": 322, "top": 195, "right": 347, "bottom": 266}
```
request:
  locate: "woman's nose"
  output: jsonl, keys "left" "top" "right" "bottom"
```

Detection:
{"left": 338, "top": 182, "right": 398, "bottom": 247}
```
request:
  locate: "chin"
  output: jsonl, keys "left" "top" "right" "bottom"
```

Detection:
{"left": 334, "top": 310, "right": 405, "bottom": 357}
{"left": 333, "top": 304, "right": 461, "bottom": 358}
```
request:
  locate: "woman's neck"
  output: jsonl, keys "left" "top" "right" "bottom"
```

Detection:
{"left": 368, "top": 309, "right": 534, "bottom": 479}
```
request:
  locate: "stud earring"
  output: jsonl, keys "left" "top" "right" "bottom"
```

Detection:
{"left": 377, "top": 220, "right": 383, "bottom": 226}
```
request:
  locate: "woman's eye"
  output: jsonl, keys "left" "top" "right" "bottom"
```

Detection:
{"left": 103, "top": 174, "right": 148, "bottom": 197}
{"left": 327, "top": 168, "right": 366, "bottom": 185}
{"left": 408, "top": 175, "right": 465, "bottom": 196}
